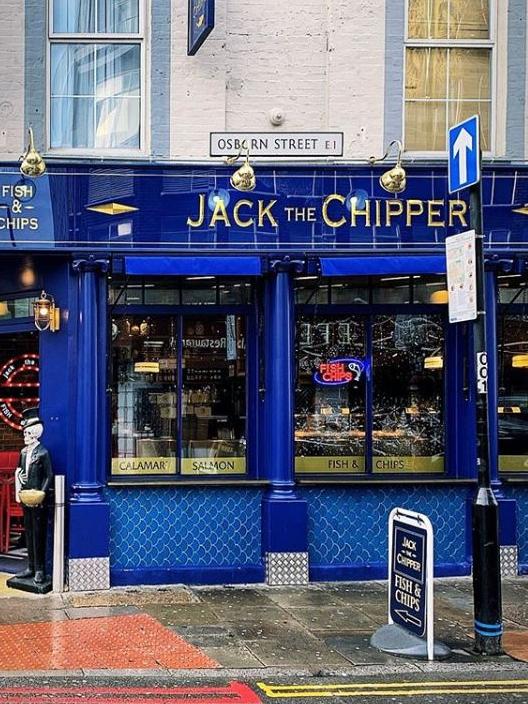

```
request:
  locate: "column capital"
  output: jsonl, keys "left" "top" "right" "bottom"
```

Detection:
{"left": 269, "top": 256, "right": 305, "bottom": 274}
{"left": 72, "top": 256, "right": 110, "bottom": 275}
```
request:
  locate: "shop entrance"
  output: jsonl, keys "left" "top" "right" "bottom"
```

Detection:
{"left": 0, "top": 331, "right": 39, "bottom": 568}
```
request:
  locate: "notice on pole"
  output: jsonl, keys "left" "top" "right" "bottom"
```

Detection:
{"left": 446, "top": 229, "right": 477, "bottom": 323}
{"left": 388, "top": 507, "right": 434, "bottom": 659}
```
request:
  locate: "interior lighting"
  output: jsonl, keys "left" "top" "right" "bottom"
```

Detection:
{"left": 512, "top": 355, "right": 528, "bottom": 368}
{"left": 430, "top": 289, "right": 449, "bottom": 304}
{"left": 424, "top": 356, "right": 444, "bottom": 369}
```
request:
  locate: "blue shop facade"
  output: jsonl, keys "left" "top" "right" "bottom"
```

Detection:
{"left": 0, "top": 161, "right": 528, "bottom": 590}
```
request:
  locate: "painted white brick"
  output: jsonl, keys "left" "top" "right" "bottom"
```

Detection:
{"left": 170, "top": 0, "right": 386, "bottom": 159}
{"left": 0, "top": 0, "right": 25, "bottom": 158}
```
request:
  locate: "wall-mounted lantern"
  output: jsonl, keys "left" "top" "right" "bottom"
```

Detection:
{"left": 226, "top": 141, "right": 256, "bottom": 192}
{"left": 20, "top": 128, "right": 46, "bottom": 178}
{"left": 34, "top": 291, "right": 60, "bottom": 332}
{"left": 369, "top": 140, "right": 406, "bottom": 194}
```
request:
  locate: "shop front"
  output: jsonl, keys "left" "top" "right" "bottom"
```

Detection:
{"left": 0, "top": 162, "right": 527, "bottom": 590}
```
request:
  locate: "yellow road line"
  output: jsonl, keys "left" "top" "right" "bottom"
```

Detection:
{"left": 257, "top": 679, "right": 528, "bottom": 699}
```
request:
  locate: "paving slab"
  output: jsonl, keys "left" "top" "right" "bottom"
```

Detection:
{"left": 242, "top": 638, "right": 351, "bottom": 668}
{"left": 266, "top": 586, "right": 345, "bottom": 608}
{"left": 142, "top": 604, "right": 220, "bottom": 627}
{"left": 288, "top": 605, "right": 379, "bottom": 632}
{"left": 208, "top": 605, "right": 289, "bottom": 623}
{"left": 65, "top": 606, "right": 140, "bottom": 620}
{"left": 201, "top": 645, "right": 264, "bottom": 668}
{"left": 192, "top": 587, "right": 276, "bottom": 606}
{"left": 324, "top": 634, "right": 406, "bottom": 666}
{"left": 173, "top": 624, "right": 238, "bottom": 647}
{"left": 66, "top": 587, "right": 197, "bottom": 608}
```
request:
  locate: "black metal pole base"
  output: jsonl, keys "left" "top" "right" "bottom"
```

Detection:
{"left": 472, "top": 488, "right": 503, "bottom": 656}
{"left": 474, "top": 633, "right": 502, "bottom": 656}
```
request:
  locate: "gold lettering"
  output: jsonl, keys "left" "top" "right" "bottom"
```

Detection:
{"left": 385, "top": 200, "right": 404, "bottom": 226}
{"left": 375, "top": 199, "right": 382, "bottom": 227}
{"left": 428, "top": 200, "right": 445, "bottom": 227}
{"left": 187, "top": 193, "right": 205, "bottom": 227}
{"left": 351, "top": 200, "right": 371, "bottom": 227}
{"left": 406, "top": 199, "right": 424, "bottom": 226}
{"left": 322, "top": 194, "right": 346, "bottom": 228}
{"left": 233, "top": 199, "right": 254, "bottom": 228}
{"left": 258, "top": 199, "right": 278, "bottom": 227}
{"left": 449, "top": 199, "right": 468, "bottom": 227}
{"left": 210, "top": 197, "right": 231, "bottom": 227}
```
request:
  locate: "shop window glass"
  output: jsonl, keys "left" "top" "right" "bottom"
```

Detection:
{"left": 372, "top": 314, "right": 445, "bottom": 473}
{"left": 0, "top": 297, "right": 36, "bottom": 320}
{"left": 181, "top": 282, "right": 217, "bottom": 305}
{"left": 330, "top": 281, "right": 369, "bottom": 304}
{"left": 295, "top": 280, "right": 330, "bottom": 305}
{"left": 182, "top": 315, "right": 246, "bottom": 475}
{"left": 413, "top": 277, "right": 448, "bottom": 304}
{"left": 111, "top": 313, "right": 248, "bottom": 478}
{"left": 111, "top": 315, "right": 178, "bottom": 477}
{"left": 372, "top": 278, "right": 412, "bottom": 304}
{"left": 295, "top": 315, "right": 367, "bottom": 473}
{"left": 498, "top": 314, "right": 528, "bottom": 472}
{"left": 498, "top": 282, "right": 528, "bottom": 305}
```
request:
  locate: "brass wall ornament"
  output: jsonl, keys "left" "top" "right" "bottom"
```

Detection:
{"left": 226, "top": 141, "right": 256, "bottom": 192}
{"left": 369, "top": 140, "right": 406, "bottom": 194}
{"left": 20, "top": 128, "right": 46, "bottom": 178}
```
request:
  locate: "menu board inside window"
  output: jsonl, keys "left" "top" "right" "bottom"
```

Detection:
{"left": 295, "top": 316, "right": 367, "bottom": 473}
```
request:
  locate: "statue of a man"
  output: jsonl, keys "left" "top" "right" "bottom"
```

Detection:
{"left": 14, "top": 407, "right": 53, "bottom": 584}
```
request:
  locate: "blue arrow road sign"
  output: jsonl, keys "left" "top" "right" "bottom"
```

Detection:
{"left": 448, "top": 115, "right": 480, "bottom": 194}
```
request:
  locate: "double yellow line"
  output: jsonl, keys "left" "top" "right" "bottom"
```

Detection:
{"left": 257, "top": 678, "right": 528, "bottom": 699}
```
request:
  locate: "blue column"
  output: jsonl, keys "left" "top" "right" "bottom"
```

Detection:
{"left": 68, "top": 257, "right": 110, "bottom": 588}
{"left": 261, "top": 258, "right": 308, "bottom": 558}
{"left": 485, "top": 269, "right": 500, "bottom": 489}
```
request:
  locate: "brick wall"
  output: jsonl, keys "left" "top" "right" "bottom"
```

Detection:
{"left": 0, "top": 333, "right": 39, "bottom": 452}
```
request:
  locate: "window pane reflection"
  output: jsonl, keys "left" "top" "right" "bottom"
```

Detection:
{"left": 111, "top": 315, "right": 178, "bottom": 477}
{"left": 372, "top": 314, "right": 445, "bottom": 473}
{"left": 295, "top": 316, "right": 366, "bottom": 473}
{"left": 182, "top": 315, "right": 246, "bottom": 475}
{"left": 499, "top": 314, "right": 528, "bottom": 471}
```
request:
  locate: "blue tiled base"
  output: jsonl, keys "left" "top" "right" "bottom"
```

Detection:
{"left": 111, "top": 564, "right": 265, "bottom": 586}
{"left": 310, "top": 561, "right": 471, "bottom": 582}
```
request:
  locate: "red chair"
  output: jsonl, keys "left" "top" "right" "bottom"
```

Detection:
{"left": 3, "top": 476, "right": 24, "bottom": 553}
{"left": 0, "top": 452, "right": 23, "bottom": 554}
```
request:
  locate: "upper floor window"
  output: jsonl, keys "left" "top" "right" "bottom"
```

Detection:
{"left": 49, "top": 0, "right": 143, "bottom": 151}
{"left": 405, "top": 0, "right": 493, "bottom": 152}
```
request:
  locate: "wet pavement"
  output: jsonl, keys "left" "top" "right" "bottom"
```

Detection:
{"left": 0, "top": 573, "right": 528, "bottom": 675}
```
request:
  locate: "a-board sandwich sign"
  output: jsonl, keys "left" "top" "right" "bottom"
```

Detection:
{"left": 388, "top": 507, "right": 434, "bottom": 660}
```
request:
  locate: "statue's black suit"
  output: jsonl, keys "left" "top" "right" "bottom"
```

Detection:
{"left": 17, "top": 443, "right": 53, "bottom": 581}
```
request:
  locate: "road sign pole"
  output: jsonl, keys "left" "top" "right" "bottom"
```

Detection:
{"left": 470, "top": 161, "right": 503, "bottom": 655}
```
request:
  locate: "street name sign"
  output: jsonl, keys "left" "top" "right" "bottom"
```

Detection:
{"left": 388, "top": 507, "right": 434, "bottom": 660}
{"left": 210, "top": 132, "right": 344, "bottom": 157}
{"left": 446, "top": 229, "right": 477, "bottom": 323}
{"left": 448, "top": 115, "right": 480, "bottom": 194}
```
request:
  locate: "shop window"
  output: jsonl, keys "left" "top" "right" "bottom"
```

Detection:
{"left": 0, "top": 296, "right": 36, "bottom": 320}
{"left": 109, "top": 278, "right": 254, "bottom": 306}
{"left": 182, "top": 316, "right": 246, "bottom": 475}
{"left": 498, "top": 313, "right": 528, "bottom": 472}
{"left": 49, "top": 0, "right": 143, "bottom": 151}
{"left": 111, "top": 312, "right": 248, "bottom": 478}
{"left": 295, "top": 315, "right": 367, "bottom": 474}
{"left": 372, "top": 314, "right": 445, "bottom": 473}
{"left": 405, "top": 0, "right": 492, "bottom": 152}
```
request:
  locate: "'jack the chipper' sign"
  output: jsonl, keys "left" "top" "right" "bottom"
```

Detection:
{"left": 388, "top": 507, "right": 434, "bottom": 660}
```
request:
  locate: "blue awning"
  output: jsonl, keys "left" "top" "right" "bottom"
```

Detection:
{"left": 320, "top": 256, "right": 446, "bottom": 277}
{"left": 124, "top": 256, "right": 262, "bottom": 276}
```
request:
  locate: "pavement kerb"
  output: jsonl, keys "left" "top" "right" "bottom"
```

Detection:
{"left": 0, "top": 660, "right": 528, "bottom": 681}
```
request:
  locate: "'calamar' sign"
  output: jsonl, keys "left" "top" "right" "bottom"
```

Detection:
{"left": 187, "top": 194, "right": 469, "bottom": 230}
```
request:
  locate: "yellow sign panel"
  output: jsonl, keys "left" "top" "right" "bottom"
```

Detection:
{"left": 181, "top": 457, "right": 246, "bottom": 475}
{"left": 112, "top": 457, "right": 177, "bottom": 476}
{"left": 373, "top": 456, "right": 444, "bottom": 473}
{"left": 499, "top": 456, "right": 528, "bottom": 472}
{"left": 295, "top": 456, "right": 365, "bottom": 473}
